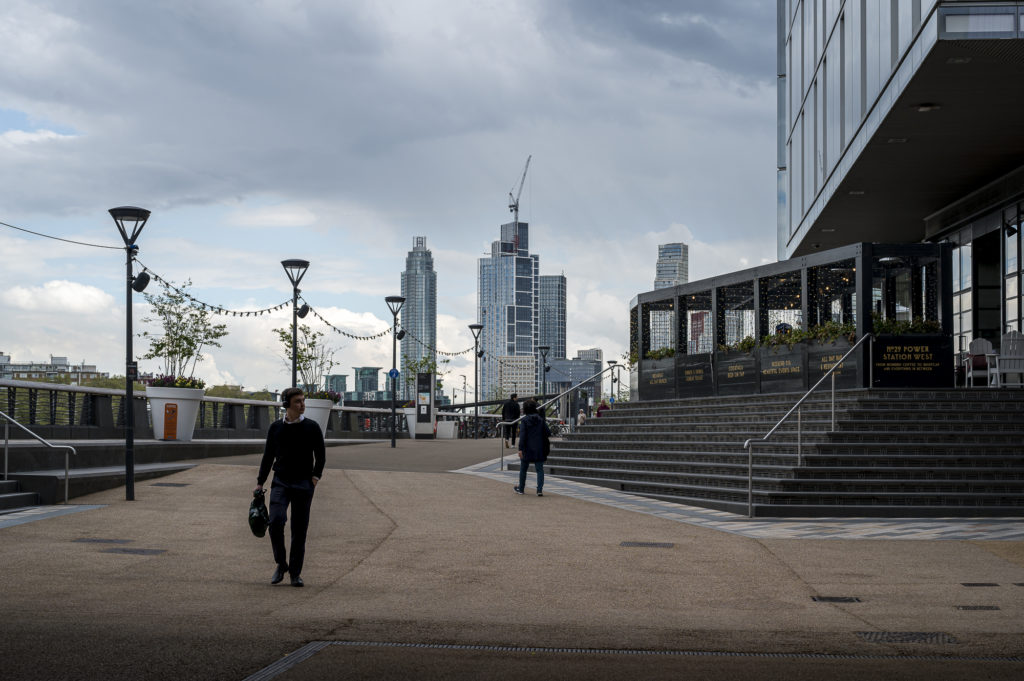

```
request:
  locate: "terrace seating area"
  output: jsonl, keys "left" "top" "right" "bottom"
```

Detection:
{"left": 964, "top": 330, "right": 1024, "bottom": 388}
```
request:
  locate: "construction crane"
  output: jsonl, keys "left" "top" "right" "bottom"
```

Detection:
{"left": 508, "top": 154, "right": 531, "bottom": 227}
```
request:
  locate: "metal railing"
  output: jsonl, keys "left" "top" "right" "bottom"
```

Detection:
{"left": 496, "top": 364, "right": 625, "bottom": 471}
{"left": 2, "top": 409, "right": 76, "bottom": 504}
{"left": 741, "top": 333, "right": 874, "bottom": 518}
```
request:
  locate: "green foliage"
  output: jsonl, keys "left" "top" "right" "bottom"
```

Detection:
{"left": 401, "top": 354, "right": 450, "bottom": 392}
{"left": 305, "top": 390, "right": 342, "bottom": 403}
{"left": 807, "top": 320, "right": 857, "bottom": 344}
{"left": 150, "top": 375, "right": 206, "bottom": 389}
{"left": 644, "top": 346, "right": 675, "bottom": 360}
{"left": 140, "top": 279, "right": 228, "bottom": 378}
{"left": 273, "top": 323, "right": 338, "bottom": 391}
{"left": 871, "top": 312, "right": 941, "bottom": 335}
{"left": 718, "top": 335, "right": 759, "bottom": 353}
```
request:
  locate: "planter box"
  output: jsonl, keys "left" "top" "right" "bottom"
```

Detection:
{"left": 714, "top": 351, "right": 757, "bottom": 395}
{"left": 758, "top": 346, "right": 806, "bottom": 394}
{"left": 146, "top": 387, "right": 204, "bottom": 442}
{"left": 638, "top": 358, "right": 676, "bottom": 401}
{"left": 304, "top": 398, "right": 335, "bottom": 434}
{"left": 806, "top": 338, "right": 860, "bottom": 389}
{"left": 676, "top": 354, "right": 714, "bottom": 397}
{"left": 872, "top": 334, "right": 954, "bottom": 388}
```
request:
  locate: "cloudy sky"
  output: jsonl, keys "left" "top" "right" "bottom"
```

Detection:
{"left": 0, "top": 0, "right": 777, "bottom": 395}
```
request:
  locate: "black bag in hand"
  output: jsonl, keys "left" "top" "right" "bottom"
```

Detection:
{"left": 249, "top": 489, "right": 270, "bottom": 538}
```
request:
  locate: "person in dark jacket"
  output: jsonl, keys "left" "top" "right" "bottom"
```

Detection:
{"left": 514, "top": 399, "right": 550, "bottom": 497}
{"left": 255, "top": 387, "right": 326, "bottom": 587}
{"left": 501, "top": 393, "right": 521, "bottom": 448}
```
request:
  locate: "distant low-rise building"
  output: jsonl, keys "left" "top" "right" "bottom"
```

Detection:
{"left": 0, "top": 352, "right": 109, "bottom": 383}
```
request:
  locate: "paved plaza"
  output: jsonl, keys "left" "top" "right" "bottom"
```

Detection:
{"left": 1, "top": 438, "right": 1023, "bottom": 680}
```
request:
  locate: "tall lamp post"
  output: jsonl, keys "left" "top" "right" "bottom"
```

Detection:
{"left": 608, "top": 359, "right": 618, "bottom": 402}
{"left": 538, "top": 345, "right": 550, "bottom": 410}
{"left": 386, "top": 296, "right": 406, "bottom": 448}
{"left": 110, "top": 206, "right": 152, "bottom": 502}
{"left": 468, "top": 323, "right": 483, "bottom": 438}
{"left": 281, "top": 260, "right": 310, "bottom": 388}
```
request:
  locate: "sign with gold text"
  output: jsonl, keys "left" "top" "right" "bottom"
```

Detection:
{"left": 872, "top": 335, "right": 953, "bottom": 388}
{"left": 806, "top": 340, "right": 860, "bottom": 389}
{"left": 676, "top": 354, "right": 714, "bottom": 397}
{"left": 639, "top": 358, "right": 676, "bottom": 400}
{"left": 715, "top": 352, "right": 757, "bottom": 395}
{"left": 758, "top": 347, "right": 806, "bottom": 393}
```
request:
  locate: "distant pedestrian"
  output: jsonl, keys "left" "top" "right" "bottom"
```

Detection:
{"left": 501, "top": 393, "right": 521, "bottom": 449}
{"left": 596, "top": 399, "right": 610, "bottom": 418}
{"left": 577, "top": 409, "right": 586, "bottom": 428}
{"left": 255, "top": 387, "right": 325, "bottom": 587}
{"left": 514, "top": 399, "right": 550, "bottom": 497}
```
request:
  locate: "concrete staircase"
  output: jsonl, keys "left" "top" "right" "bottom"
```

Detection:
{"left": 520, "top": 389, "right": 1024, "bottom": 517}
{"left": 0, "top": 478, "right": 40, "bottom": 513}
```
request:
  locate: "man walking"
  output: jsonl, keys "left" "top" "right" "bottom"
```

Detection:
{"left": 501, "top": 393, "right": 521, "bottom": 449}
{"left": 255, "top": 387, "right": 325, "bottom": 587}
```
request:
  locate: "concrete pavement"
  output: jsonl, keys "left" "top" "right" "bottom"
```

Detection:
{"left": 1, "top": 437, "right": 1023, "bottom": 680}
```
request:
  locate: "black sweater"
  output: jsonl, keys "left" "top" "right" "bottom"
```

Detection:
{"left": 257, "top": 418, "right": 326, "bottom": 485}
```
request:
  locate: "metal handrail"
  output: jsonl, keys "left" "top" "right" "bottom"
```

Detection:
{"left": 740, "top": 333, "right": 874, "bottom": 518}
{"left": 2, "top": 409, "right": 77, "bottom": 505}
{"left": 495, "top": 364, "right": 625, "bottom": 470}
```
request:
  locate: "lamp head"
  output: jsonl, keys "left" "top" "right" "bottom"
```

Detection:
{"left": 109, "top": 206, "right": 151, "bottom": 246}
{"left": 468, "top": 323, "right": 483, "bottom": 340}
{"left": 385, "top": 295, "right": 406, "bottom": 316}
{"left": 281, "top": 259, "right": 310, "bottom": 287}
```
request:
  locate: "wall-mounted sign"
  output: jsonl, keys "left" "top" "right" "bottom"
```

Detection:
{"left": 872, "top": 335, "right": 953, "bottom": 388}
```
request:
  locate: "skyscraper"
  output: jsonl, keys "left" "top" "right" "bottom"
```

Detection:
{"left": 651, "top": 242, "right": 689, "bottom": 350}
{"left": 478, "top": 220, "right": 539, "bottom": 399}
{"left": 538, "top": 274, "right": 566, "bottom": 360}
{"left": 400, "top": 236, "right": 437, "bottom": 399}
{"left": 654, "top": 242, "right": 689, "bottom": 289}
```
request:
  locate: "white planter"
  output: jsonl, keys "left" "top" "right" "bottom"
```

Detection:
{"left": 403, "top": 407, "right": 417, "bottom": 439}
{"left": 146, "top": 387, "right": 204, "bottom": 442}
{"left": 304, "top": 398, "right": 335, "bottom": 434}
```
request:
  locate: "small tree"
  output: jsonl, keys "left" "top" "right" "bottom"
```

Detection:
{"left": 140, "top": 279, "right": 228, "bottom": 378}
{"left": 273, "top": 323, "right": 338, "bottom": 391}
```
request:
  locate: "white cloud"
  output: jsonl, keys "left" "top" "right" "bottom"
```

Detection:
{"left": 2, "top": 280, "right": 115, "bottom": 313}
{"left": 0, "top": 129, "right": 76, "bottom": 149}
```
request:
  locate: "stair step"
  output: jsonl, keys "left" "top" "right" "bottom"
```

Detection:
{"left": 0, "top": 492, "right": 41, "bottom": 510}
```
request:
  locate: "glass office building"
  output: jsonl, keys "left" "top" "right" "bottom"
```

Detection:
{"left": 400, "top": 236, "right": 437, "bottom": 399}
{"left": 652, "top": 242, "right": 689, "bottom": 351}
{"left": 539, "top": 274, "right": 567, "bottom": 361}
{"left": 478, "top": 221, "right": 540, "bottom": 399}
{"left": 779, "top": 0, "right": 1024, "bottom": 353}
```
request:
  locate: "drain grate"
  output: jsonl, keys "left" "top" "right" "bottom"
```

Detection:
{"left": 956, "top": 605, "right": 1000, "bottom": 611}
{"left": 1014, "top": 583, "right": 1024, "bottom": 587}
{"left": 73, "top": 538, "right": 132, "bottom": 544}
{"left": 620, "top": 541, "right": 675, "bottom": 548}
{"left": 857, "top": 632, "right": 958, "bottom": 645}
{"left": 100, "top": 548, "right": 166, "bottom": 556}
{"left": 961, "top": 583, "right": 999, "bottom": 587}
{"left": 151, "top": 482, "right": 190, "bottom": 487}
{"left": 813, "top": 596, "right": 861, "bottom": 603}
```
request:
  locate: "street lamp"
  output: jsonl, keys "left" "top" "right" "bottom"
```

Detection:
{"left": 538, "top": 345, "right": 550, "bottom": 409}
{"left": 281, "top": 260, "right": 310, "bottom": 389}
{"left": 110, "top": 206, "right": 151, "bottom": 502}
{"left": 608, "top": 359, "right": 618, "bottom": 402}
{"left": 386, "top": 295, "right": 405, "bottom": 448}
{"left": 468, "top": 323, "right": 483, "bottom": 438}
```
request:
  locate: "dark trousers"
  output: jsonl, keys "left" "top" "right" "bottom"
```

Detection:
{"left": 518, "top": 460, "right": 544, "bottom": 492}
{"left": 503, "top": 423, "right": 519, "bottom": 444}
{"left": 268, "top": 477, "right": 315, "bottom": 577}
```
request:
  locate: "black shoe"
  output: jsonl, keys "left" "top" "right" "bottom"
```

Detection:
{"left": 291, "top": 575, "right": 304, "bottom": 587}
{"left": 513, "top": 486, "right": 524, "bottom": 495}
{"left": 537, "top": 491, "right": 543, "bottom": 497}
{"left": 271, "top": 566, "right": 287, "bottom": 585}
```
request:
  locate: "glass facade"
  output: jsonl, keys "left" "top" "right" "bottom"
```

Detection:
{"left": 539, "top": 275, "right": 566, "bottom": 361}
{"left": 400, "top": 236, "right": 437, "bottom": 399}
{"left": 779, "top": 0, "right": 945, "bottom": 258}
{"left": 478, "top": 221, "right": 539, "bottom": 399}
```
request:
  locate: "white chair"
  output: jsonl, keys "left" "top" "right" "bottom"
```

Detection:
{"left": 997, "top": 331, "right": 1024, "bottom": 388}
{"left": 964, "top": 338, "right": 999, "bottom": 387}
